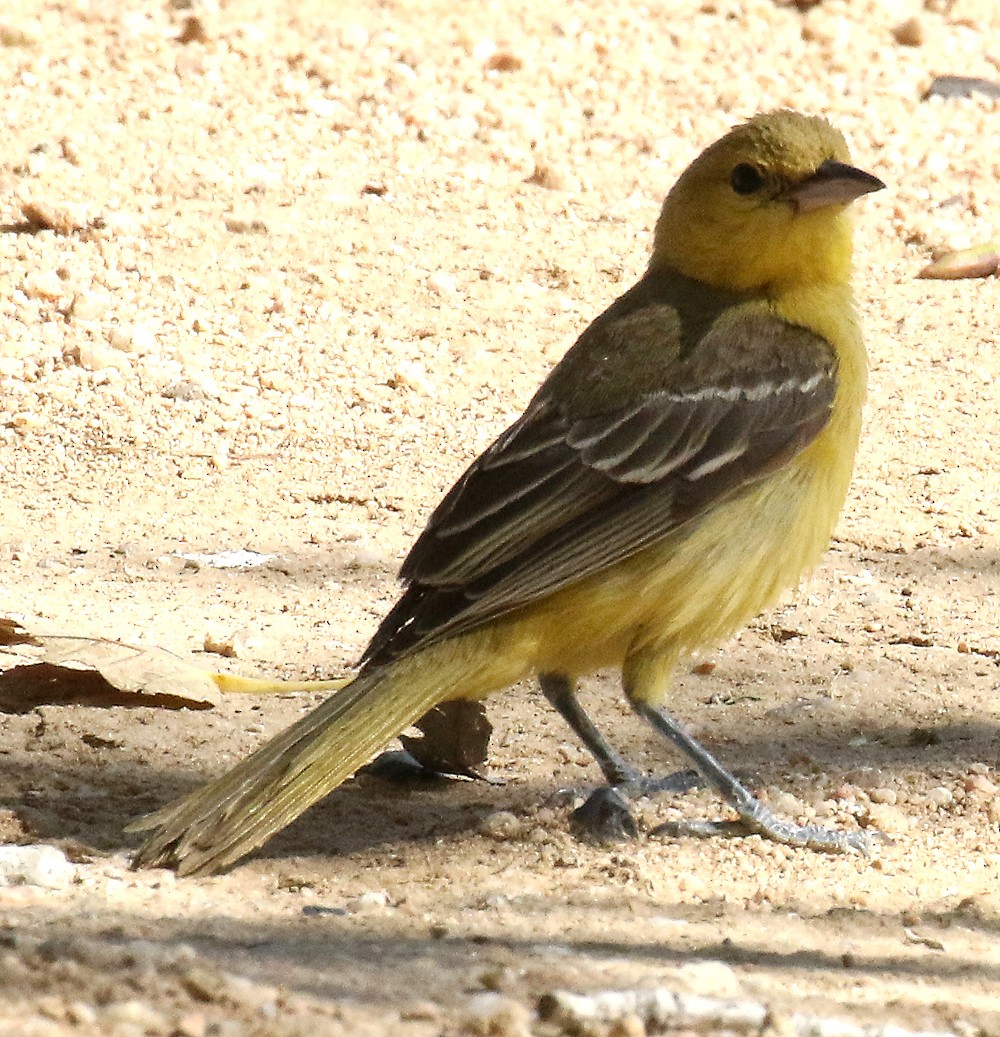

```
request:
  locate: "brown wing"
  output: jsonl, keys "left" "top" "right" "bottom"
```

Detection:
{"left": 361, "top": 292, "right": 837, "bottom": 670}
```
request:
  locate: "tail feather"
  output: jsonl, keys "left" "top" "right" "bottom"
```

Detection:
{"left": 128, "top": 653, "right": 474, "bottom": 876}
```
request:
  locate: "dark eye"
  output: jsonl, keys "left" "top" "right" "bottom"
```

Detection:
{"left": 730, "top": 163, "right": 765, "bottom": 195}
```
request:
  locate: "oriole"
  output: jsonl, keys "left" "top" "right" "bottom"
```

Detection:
{"left": 130, "top": 110, "right": 885, "bottom": 875}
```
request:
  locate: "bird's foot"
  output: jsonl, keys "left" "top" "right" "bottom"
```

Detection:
{"left": 630, "top": 703, "right": 886, "bottom": 854}
{"left": 570, "top": 786, "right": 638, "bottom": 842}
{"left": 565, "top": 770, "right": 705, "bottom": 842}
{"left": 651, "top": 799, "right": 888, "bottom": 854}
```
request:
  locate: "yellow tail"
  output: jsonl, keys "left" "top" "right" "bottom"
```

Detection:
{"left": 129, "top": 634, "right": 527, "bottom": 875}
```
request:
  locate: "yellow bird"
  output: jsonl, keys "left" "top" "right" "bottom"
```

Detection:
{"left": 130, "top": 110, "right": 885, "bottom": 875}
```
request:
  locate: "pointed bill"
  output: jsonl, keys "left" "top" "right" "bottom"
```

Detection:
{"left": 791, "top": 159, "right": 885, "bottom": 213}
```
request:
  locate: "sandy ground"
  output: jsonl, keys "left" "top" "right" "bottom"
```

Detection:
{"left": 2, "top": 1, "right": 1000, "bottom": 1034}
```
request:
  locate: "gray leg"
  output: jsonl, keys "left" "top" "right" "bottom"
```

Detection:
{"left": 631, "top": 700, "right": 881, "bottom": 853}
{"left": 539, "top": 672, "right": 638, "bottom": 839}
{"left": 539, "top": 673, "right": 639, "bottom": 786}
{"left": 539, "top": 673, "right": 701, "bottom": 841}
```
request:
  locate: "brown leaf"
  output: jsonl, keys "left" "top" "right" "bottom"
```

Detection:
{"left": 917, "top": 242, "right": 1000, "bottom": 280}
{"left": 0, "top": 636, "right": 220, "bottom": 712}
{"left": 400, "top": 700, "right": 494, "bottom": 779}
{"left": 0, "top": 617, "right": 41, "bottom": 647}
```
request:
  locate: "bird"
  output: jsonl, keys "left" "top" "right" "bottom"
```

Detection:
{"left": 129, "top": 109, "right": 885, "bottom": 876}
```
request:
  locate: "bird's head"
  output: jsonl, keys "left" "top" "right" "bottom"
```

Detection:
{"left": 651, "top": 110, "right": 884, "bottom": 294}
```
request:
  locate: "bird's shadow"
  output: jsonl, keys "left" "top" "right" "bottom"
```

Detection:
{"left": 3, "top": 708, "right": 999, "bottom": 867}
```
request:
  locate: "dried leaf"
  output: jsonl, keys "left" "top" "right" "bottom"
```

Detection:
{"left": 0, "top": 637, "right": 221, "bottom": 711}
{"left": 400, "top": 700, "right": 494, "bottom": 779}
{"left": 0, "top": 617, "right": 40, "bottom": 647}
{"left": 1, "top": 620, "right": 354, "bottom": 712}
{"left": 917, "top": 242, "right": 1000, "bottom": 280}
{"left": 923, "top": 75, "right": 1000, "bottom": 101}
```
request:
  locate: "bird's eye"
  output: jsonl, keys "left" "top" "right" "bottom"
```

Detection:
{"left": 730, "top": 163, "right": 765, "bottom": 195}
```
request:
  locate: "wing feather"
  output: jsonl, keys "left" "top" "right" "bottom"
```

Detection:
{"left": 362, "top": 281, "right": 838, "bottom": 669}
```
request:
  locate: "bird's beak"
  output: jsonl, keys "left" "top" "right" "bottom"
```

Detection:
{"left": 790, "top": 159, "right": 885, "bottom": 213}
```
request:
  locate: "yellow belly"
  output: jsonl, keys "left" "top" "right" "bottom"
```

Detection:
{"left": 462, "top": 285, "right": 867, "bottom": 705}
{"left": 503, "top": 387, "right": 861, "bottom": 699}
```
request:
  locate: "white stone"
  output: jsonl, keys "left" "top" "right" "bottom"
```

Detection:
{"left": 0, "top": 845, "right": 76, "bottom": 889}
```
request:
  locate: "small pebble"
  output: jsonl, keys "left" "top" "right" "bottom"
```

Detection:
{"left": 101, "top": 1000, "right": 169, "bottom": 1033}
{"left": 339, "top": 22, "right": 369, "bottom": 49}
{"left": 525, "top": 162, "right": 568, "bottom": 190}
{"left": 349, "top": 543, "right": 388, "bottom": 569}
{"left": 36, "top": 996, "right": 65, "bottom": 1021}
{"left": 400, "top": 1001, "right": 441, "bottom": 1022}
{"left": 844, "top": 767, "right": 886, "bottom": 790}
{"left": 109, "top": 324, "right": 157, "bottom": 354}
{"left": 869, "top": 787, "right": 897, "bottom": 805}
{"left": 675, "top": 872, "right": 710, "bottom": 899}
{"left": 769, "top": 791, "right": 805, "bottom": 816}
{"left": 259, "top": 370, "right": 295, "bottom": 392}
{"left": 965, "top": 774, "right": 998, "bottom": 796}
{"left": 174, "top": 1013, "right": 208, "bottom": 1037}
{"left": 69, "top": 290, "right": 110, "bottom": 322}
{"left": 463, "top": 992, "right": 533, "bottom": 1037}
{"left": 347, "top": 890, "right": 390, "bottom": 913}
{"left": 220, "top": 973, "right": 279, "bottom": 1016}
{"left": 892, "top": 16, "right": 924, "bottom": 46}
{"left": 484, "top": 50, "right": 523, "bottom": 72}
{"left": 0, "top": 845, "right": 76, "bottom": 889}
{"left": 66, "top": 1003, "right": 98, "bottom": 1026}
{"left": 162, "top": 379, "right": 208, "bottom": 401}
{"left": 867, "top": 803, "right": 911, "bottom": 834}
{"left": 177, "top": 15, "right": 209, "bottom": 44}
{"left": 392, "top": 359, "right": 435, "bottom": 396}
{"left": 180, "top": 965, "right": 224, "bottom": 1004}
{"left": 479, "top": 811, "right": 525, "bottom": 841}
{"left": 22, "top": 271, "right": 64, "bottom": 301}
{"left": 11, "top": 411, "right": 45, "bottom": 432}
{"left": 609, "top": 1013, "right": 647, "bottom": 1037}
{"left": 927, "top": 786, "right": 954, "bottom": 809}
{"left": 426, "top": 271, "right": 457, "bottom": 296}
{"left": 78, "top": 341, "right": 131, "bottom": 374}
{"left": 828, "top": 783, "right": 860, "bottom": 803}
{"left": 675, "top": 959, "right": 742, "bottom": 999}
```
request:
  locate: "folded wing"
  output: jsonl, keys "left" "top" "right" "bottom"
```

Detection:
{"left": 361, "top": 304, "right": 837, "bottom": 668}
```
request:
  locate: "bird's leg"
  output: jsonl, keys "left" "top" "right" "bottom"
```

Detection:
{"left": 538, "top": 673, "right": 700, "bottom": 841}
{"left": 539, "top": 673, "right": 637, "bottom": 786}
{"left": 629, "top": 699, "right": 881, "bottom": 853}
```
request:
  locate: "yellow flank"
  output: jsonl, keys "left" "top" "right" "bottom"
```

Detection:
{"left": 507, "top": 393, "right": 859, "bottom": 698}
{"left": 478, "top": 237, "right": 871, "bottom": 700}
{"left": 130, "top": 110, "right": 883, "bottom": 875}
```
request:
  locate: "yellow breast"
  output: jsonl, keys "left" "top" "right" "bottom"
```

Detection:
{"left": 510, "top": 283, "right": 867, "bottom": 689}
